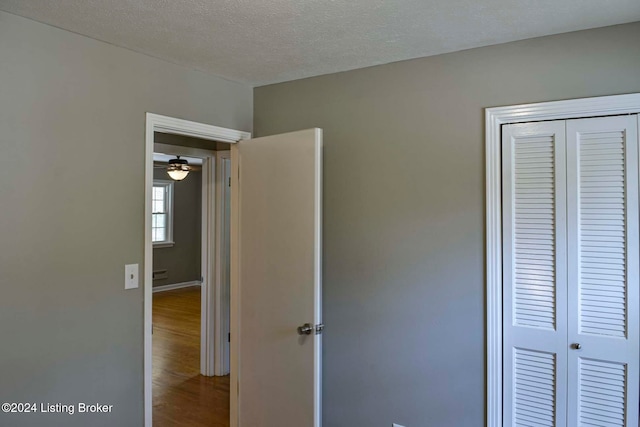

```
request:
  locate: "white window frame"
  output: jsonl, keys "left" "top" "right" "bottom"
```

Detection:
{"left": 485, "top": 92, "right": 640, "bottom": 427}
{"left": 152, "top": 179, "right": 175, "bottom": 248}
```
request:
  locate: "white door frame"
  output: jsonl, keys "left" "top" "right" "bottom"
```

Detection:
{"left": 485, "top": 92, "right": 640, "bottom": 427}
{"left": 145, "top": 113, "right": 250, "bottom": 427}
{"left": 214, "top": 150, "right": 231, "bottom": 376}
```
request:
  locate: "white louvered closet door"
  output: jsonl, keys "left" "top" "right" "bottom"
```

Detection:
{"left": 504, "top": 115, "right": 640, "bottom": 427}
{"left": 503, "top": 121, "right": 568, "bottom": 427}
{"left": 566, "top": 115, "right": 639, "bottom": 427}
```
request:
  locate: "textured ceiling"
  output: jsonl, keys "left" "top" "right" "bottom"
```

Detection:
{"left": 1, "top": 0, "right": 639, "bottom": 86}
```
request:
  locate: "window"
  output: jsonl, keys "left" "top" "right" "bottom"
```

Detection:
{"left": 152, "top": 180, "right": 174, "bottom": 247}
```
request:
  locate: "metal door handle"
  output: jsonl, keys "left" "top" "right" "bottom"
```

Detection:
{"left": 571, "top": 343, "right": 582, "bottom": 350}
{"left": 297, "top": 323, "right": 313, "bottom": 335}
{"left": 297, "top": 323, "right": 324, "bottom": 335}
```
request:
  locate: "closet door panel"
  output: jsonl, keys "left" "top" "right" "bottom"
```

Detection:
{"left": 503, "top": 121, "right": 567, "bottom": 427}
{"left": 566, "top": 115, "right": 639, "bottom": 427}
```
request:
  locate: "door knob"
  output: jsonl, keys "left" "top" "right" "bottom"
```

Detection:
{"left": 297, "top": 323, "right": 313, "bottom": 335}
{"left": 571, "top": 343, "right": 582, "bottom": 350}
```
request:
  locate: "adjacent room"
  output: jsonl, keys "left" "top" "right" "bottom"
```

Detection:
{"left": 1, "top": 1, "right": 639, "bottom": 427}
{"left": 152, "top": 133, "right": 232, "bottom": 427}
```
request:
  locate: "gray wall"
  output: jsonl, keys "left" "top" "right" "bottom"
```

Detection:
{"left": 153, "top": 167, "right": 202, "bottom": 287}
{"left": 254, "top": 22, "right": 640, "bottom": 427}
{"left": 0, "top": 11, "right": 251, "bottom": 427}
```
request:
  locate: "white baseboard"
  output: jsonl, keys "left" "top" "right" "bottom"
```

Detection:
{"left": 152, "top": 281, "right": 201, "bottom": 293}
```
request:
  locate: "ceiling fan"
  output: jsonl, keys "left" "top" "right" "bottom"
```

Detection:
{"left": 153, "top": 155, "right": 201, "bottom": 181}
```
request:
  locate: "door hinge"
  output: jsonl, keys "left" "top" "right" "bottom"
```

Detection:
{"left": 228, "top": 333, "right": 231, "bottom": 342}
{"left": 228, "top": 177, "right": 231, "bottom": 187}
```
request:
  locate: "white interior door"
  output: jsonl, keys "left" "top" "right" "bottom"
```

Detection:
{"left": 231, "top": 128, "right": 322, "bottom": 427}
{"left": 566, "top": 115, "right": 639, "bottom": 427}
{"left": 502, "top": 121, "right": 568, "bottom": 427}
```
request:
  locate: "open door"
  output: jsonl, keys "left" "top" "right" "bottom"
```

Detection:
{"left": 231, "top": 128, "right": 322, "bottom": 427}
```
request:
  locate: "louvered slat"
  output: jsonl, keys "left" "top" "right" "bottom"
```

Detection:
{"left": 514, "top": 349, "right": 556, "bottom": 427}
{"left": 579, "top": 359, "right": 627, "bottom": 426}
{"left": 578, "top": 131, "right": 627, "bottom": 338}
{"left": 514, "top": 136, "right": 556, "bottom": 330}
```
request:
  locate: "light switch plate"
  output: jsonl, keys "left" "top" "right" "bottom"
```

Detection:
{"left": 125, "top": 264, "right": 139, "bottom": 289}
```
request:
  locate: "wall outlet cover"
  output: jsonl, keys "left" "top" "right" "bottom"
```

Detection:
{"left": 392, "top": 424, "right": 406, "bottom": 427}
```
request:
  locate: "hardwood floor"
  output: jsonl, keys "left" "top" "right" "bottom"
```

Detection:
{"left": 153, "top": 286, "right": 229, "bottom": 427}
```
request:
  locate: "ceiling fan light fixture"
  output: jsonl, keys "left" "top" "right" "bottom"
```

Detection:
{"left": 167, "top": 156, "right": 190, "bottom": 181}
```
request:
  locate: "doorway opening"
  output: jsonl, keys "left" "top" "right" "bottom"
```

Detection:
{"left": 144, "top": 114, "right": 250, "bottom": 427}
{"left": 151, "top": 138, "right": 231, "bottom": 426}
{"left": 145, "top": 113, "right": 323, "bottom": 427}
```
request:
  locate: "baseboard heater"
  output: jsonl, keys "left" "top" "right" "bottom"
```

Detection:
{"left": 152, "top": 269, "right": 168, "bottom": 281}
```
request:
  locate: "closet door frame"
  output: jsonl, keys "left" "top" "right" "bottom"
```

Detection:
{"left": 486, "top": 93, "right": 640, "bottom": 427}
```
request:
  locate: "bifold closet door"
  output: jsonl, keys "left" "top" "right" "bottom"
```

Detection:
{"left": 503, "top": 121, "right": 568, "bottom": 427}
{"left": 566, "top": 115, "right": 639, "bottom": 427}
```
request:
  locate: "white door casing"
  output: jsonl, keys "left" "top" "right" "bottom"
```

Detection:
{"left": 485, "top": 93, "right": 640, "bottom": 427}
{"left": 144, "top": 113, "right": 251, "bottom": 427}
{"left": 231, "top": 128, "right": 323, "bottom": 427}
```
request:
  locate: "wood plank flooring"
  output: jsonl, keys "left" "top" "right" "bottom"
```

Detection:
{"left": 153, "top": 286, "right": 229, "bottom": 427}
